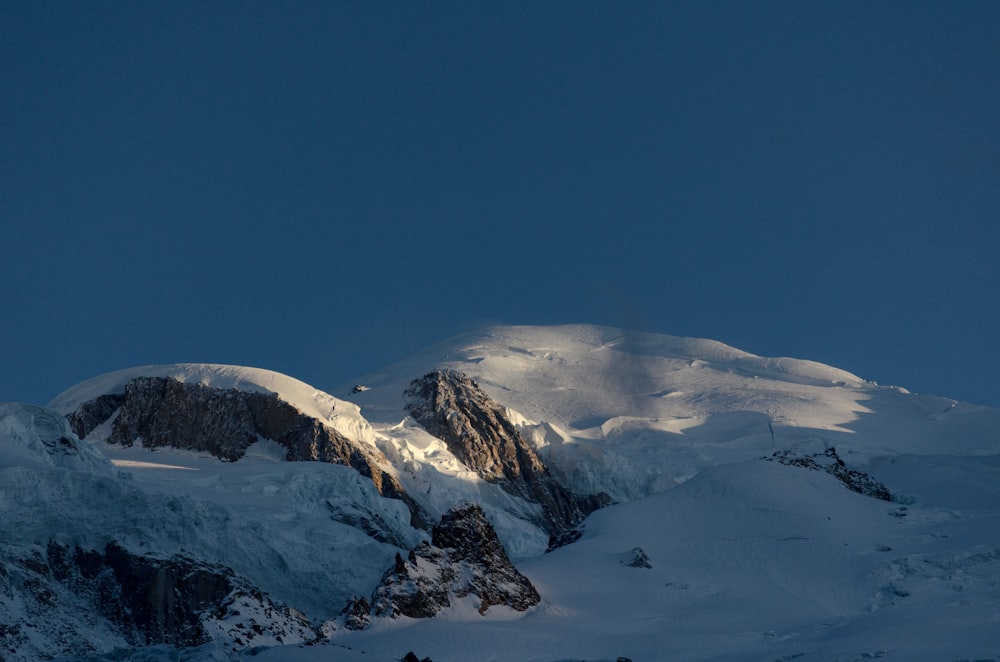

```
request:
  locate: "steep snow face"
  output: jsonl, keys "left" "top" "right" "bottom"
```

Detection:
{"left": 0, "top": 402, "right": 113, "bottom": 475}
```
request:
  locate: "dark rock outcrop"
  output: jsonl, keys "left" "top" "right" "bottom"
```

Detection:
{"left": 350, "top": 504, "right": 540, "bottom": 625}
{"left": 405, "top": 370, "right": 608, "bottom": 540}
{"left": 0, "top": 544, "right": 108, "bottom": 661}
{"left": 338, "top": 596, "right": 371, "bottom": 631}
{"left": 765, "top": 446, "right": 893, "bottom": 501}
{"left": 623, "top": 547, "right": 652, "bottom": 569}
{"left": 68, "top": 377, "right": 426, "bottom": 527}
{"left": 370, "top": 549, "right": 451, "bottom": 620}
{"left": 546, "top": 526, "right": 588, "bottom": 552}
{"left": 67, "top": 393, "right": 125, "bottom": 439}
{"left": 46, "top": 541, "right": 236, "bottom": 647}
{"left": 0, "top": 541, "right": 315, "bottom": 658}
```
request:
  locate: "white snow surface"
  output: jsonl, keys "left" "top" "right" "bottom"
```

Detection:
{"left": 0, "top": 402, "right": 114, "bottom": 475}
{"left": 343, "top": 325, "right": 1000, "bottom": 499}
{"left": 1, "top": 324, "right": 998, "bottom": 660}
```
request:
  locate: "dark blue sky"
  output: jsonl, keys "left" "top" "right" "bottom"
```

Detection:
{"left": 3, "top": 2, "right": 999, "bottom": 407}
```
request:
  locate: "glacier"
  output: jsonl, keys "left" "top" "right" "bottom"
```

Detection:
{"left": 0, "top": 324, "right": 997, "bottom": 660}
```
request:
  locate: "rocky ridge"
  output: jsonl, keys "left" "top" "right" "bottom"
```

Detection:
{"left": 0, "top": 540, "right": 315, "bottom": 660}
{"left": 339, "top": 504, "right": 540, "bottom": 628}
{"left": 404, "top": 370, "right": 608, "bottom": 541}
{"left": 764, "top": 446, "right": 893, "bottom": 501}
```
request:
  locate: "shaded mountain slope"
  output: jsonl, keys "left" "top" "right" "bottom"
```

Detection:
{"left": 55, "top": 369, "right": 425, "bottom": 527}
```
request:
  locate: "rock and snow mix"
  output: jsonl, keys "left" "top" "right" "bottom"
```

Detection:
{"left": 1, "top": 324, "right": 998, "bottom": 661}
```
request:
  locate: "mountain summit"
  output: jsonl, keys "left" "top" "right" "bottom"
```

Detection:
{"left": 1, "top": 324, "right": 997, "bottom": 661}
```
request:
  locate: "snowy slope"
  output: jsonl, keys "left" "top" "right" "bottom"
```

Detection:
{"left": 0, "top": 402, "right": 113, "bottom": 474}
{"left": 49, "top": 362, "right": 561, "bottom": 558}
{"left": 0, "top": 405, "right": 415, "bottom": 626}
{"left": 326, "top": 325, "right": 1000, "bottom": 660}
{"left": 330, "top": 457, "right": 1000, "bottom": 661}
{"left": 342, "top": 325, "right": 999, "bottom": 500}
{"left": 2, "top": 324, "right": 998, "bottom": 660}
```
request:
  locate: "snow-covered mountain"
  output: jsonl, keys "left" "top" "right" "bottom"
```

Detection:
{"left": 2, "top": 324, "right": 999, "bottom": 661}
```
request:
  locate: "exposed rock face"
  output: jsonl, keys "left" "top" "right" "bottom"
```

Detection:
{"left": 0, "top": 541, "right": 315, "bottom": 660}
{"left": 405, "top": 370, "right": 608, "bottom": 539}
{"left": 47, "top": 541, "right": 236, "bottom": 647}
{"left": 623, "top": 547, "right": 652, "bottom": 569}
{"left": 353, "top": 504, "right": 540, "bottom": 625}
{"left": 106, "top": 377, "right": 362, "bottom": 466}
{"left": 337, "top": 595, "right": 371, "bottom": 631}
{"left": 67, "top": 377, "right": 426, "bottom": 527}
{"left": 765, "top": 447, "right": 893, "bottom": 501}
{"left": 0, "top": 544, "right": 113, "bottom": 661}
{"left": 67, "top": 393, "right": 125, "bottom": 440}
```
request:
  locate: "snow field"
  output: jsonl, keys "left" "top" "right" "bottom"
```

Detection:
{"left": 3, "top": 324, "right": 997, "bottom": 660}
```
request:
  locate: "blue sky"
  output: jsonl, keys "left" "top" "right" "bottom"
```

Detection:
{"left": 3, "top": 1, "right": 999, "bottom": 407}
